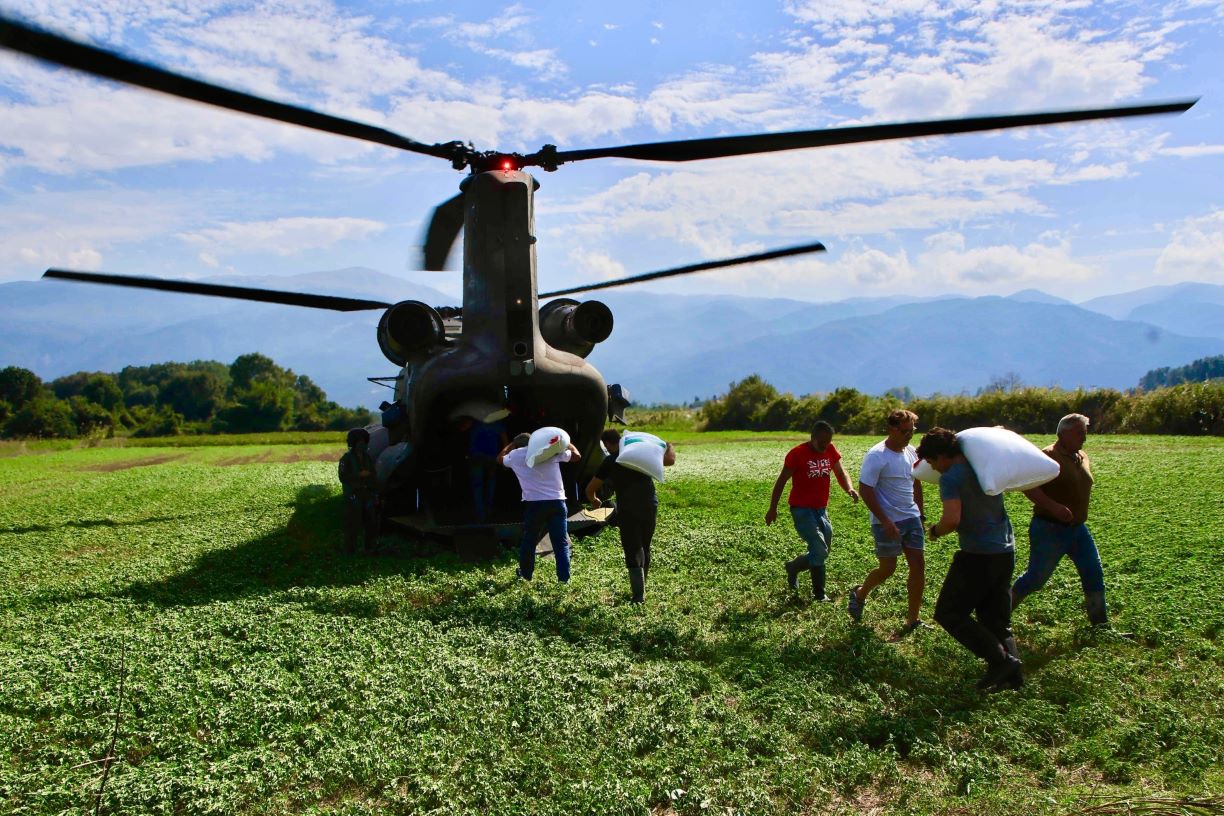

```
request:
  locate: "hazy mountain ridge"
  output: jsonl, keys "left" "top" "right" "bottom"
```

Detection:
{"left": 3, "top": 271, "right": 1222, "bottom": 407}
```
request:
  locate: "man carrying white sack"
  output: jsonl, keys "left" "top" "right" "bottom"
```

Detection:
{"left": 586, "top": 429, "right": 676, "bottom": 604}
{"left": 919, "top": 427, "right": 1023, "bottom": 692}
{"left": 848, "top": 409, "right": 927, "bottom": 636}
{"left": 499, "top": 431, "right": 582, "bottom": 583}
{"left": 1011, "top": 413, "right": 1112, "bottom": 627}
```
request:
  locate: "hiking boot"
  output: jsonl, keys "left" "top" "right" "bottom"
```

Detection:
{"left": 847, "top": 586, "right": 864, "bottom": 622}
{"left": 785, "top": 556, "right": 806, "bottom": 591}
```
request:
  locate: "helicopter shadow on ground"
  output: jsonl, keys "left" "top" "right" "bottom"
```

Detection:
{"left": 110, "top": 484, "right": 493, "bottom": 611}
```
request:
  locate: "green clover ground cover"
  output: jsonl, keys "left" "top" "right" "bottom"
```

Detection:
{"left": 1, "top": 435, "right": 1221, "bottom": 815}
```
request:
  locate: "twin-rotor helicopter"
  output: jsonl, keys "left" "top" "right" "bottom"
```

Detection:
{"left": 0, "top": 15, "right": 1197, "bottom": 547}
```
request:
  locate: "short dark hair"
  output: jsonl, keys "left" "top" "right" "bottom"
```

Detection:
{"left": 811, "top": 420, "right": 834, "bottom": 437}
{"left": 915, "top": 427, "right": 960, "bottom": 461}
{"left": 346, "top": 427, "right": 370, "bottom": 447}
{"left": 600, "top": 428, "right": 622, "bottom": 447}
{"left": 512, "top": 432, "right": 531, "bottom": 449}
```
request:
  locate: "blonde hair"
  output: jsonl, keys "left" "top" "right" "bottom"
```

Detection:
{"left": 887, "top": 409, "right": 918, "bottom": 427}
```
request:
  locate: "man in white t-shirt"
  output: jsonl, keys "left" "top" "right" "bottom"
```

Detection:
{"left": 847, "top": 409, "right": 927, "bottom": 636}
{"left": 499, "top": 432, "right": 582, "bottom": 582}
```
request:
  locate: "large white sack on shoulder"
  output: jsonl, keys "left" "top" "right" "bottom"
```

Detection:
{"left": 958, "top": 426, "right": 1060, "bottom": 495}
{"left": 526, "top": 426, "right": 570, "bottom": 467}
{"left": 912, "top": 458, "right": 940, "bottom": 485}
{"left": 617, "top": 431, "right": 668, "bottom": 482}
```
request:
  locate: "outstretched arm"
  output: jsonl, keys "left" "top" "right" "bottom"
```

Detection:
{"left": 586, "top": 476, "right": 605, "bottom": 508}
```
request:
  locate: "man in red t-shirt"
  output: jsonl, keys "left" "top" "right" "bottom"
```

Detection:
{"left": 765, "top": 421, "right": 860, "bottom": 600}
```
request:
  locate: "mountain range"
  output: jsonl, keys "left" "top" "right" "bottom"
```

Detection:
{"left": 2, "top": 270, "right": 1222, "bottom": 407}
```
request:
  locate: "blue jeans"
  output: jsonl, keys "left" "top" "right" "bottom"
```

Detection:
{"left": 1012, "top": 517, "right": 1105, "bottom": 601}
{"left": 519, "top": 500, "right": 571, "bottom": 582}
{"left": 790, "top": 506, "right": 831, "bottom": 567}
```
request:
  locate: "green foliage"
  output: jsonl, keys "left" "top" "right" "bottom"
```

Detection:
{"left": 700, "top": 374, "right": 779, "bottom": 431}
{"left": 0, "top": 366, "right": 44, "bottom": 410}
{"left": 1139, "top": 354, "right": 1224, "bottom": 390}
{"left": 3, "top": 396, "right": 76, "bottom": 438}
{"left": 1121, "top": 381, "right": 1224, "bottom": 435}
{"left": 1, "top": 435, "right": 1221, "bottom": 814}
{"left": 3, "top": 356, "right": 373, "bottom": 440}
{"left": 697, "top": 376, "right": 1215, "bottom": 436}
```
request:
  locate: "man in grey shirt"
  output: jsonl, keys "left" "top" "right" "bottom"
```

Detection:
{"left": 848, "top": 409, "right": 927, "bottom": 636}
{"left": 919, "top": 427, "right": 1022, "bottom": 692}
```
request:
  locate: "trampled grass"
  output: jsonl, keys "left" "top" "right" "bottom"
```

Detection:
{"left": 1, "top": 434, "right": 1221, "bottom": 815}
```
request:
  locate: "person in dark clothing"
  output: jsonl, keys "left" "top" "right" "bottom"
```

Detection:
{"left": 338, "top": 427, "right": 379, "bottom": 553}
{"left": 919, "top": 427, "right": 1023, "bottom": 692}
{"left": 585, "top": 428, "right": 676, "bottom": 604}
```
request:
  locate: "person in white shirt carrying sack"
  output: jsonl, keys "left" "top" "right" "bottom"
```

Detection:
{"left": 500, "top": 431, "right": 582, "bottom": 583}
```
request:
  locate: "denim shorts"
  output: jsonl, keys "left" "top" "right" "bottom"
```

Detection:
{"left": 871, "top": 515, "right": 925, "bottom": 558}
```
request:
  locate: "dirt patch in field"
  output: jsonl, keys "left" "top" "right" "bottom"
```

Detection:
{"left": 83, "top": 454, "right": 186, "bottom": 472}
{"left": 213, "top": 450, "right": 340, "bottom": 467}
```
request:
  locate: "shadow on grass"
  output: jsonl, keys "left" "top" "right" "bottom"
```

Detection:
{"left": 31, "top": 485, "right": 1038, "bottom": 759}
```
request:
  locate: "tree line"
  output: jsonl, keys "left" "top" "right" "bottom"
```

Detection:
{"left": 700, "top": 375, "right": 1224, "bottom": 436}
{"left": 0, "top": 354, "right": 374, "bottom": 439}
{"left": 1138, "top": 354, "right": 1224, "bottom": 391}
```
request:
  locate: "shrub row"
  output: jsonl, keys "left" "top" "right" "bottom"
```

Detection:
{"left": 699, "top": 375, "right": 1224, "bottom": 435}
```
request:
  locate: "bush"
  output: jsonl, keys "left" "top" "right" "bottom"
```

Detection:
{"left": 1121, "top": 381, "right": 1224, "bottom": 435}
{"left": 700, "top": 375, "right": 779, "bottom": 431}
{"left": 4, "top": 397, "right": 76, "bottom": 439}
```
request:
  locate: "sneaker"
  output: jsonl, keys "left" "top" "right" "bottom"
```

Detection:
{"left": 846, "top": 586, "right": 864, "bottom": 622}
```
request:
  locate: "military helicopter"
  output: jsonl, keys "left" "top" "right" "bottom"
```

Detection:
{"left": 0, "top": 15, "right": 1197, "bottom": 550}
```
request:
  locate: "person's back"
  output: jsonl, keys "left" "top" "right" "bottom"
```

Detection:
{"left": 938, "top": 461, "right": 1014, "bottom": 554}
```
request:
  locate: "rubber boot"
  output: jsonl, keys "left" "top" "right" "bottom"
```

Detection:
{"left": 809, "top": 564, "right": 831, "bottom": 602}
{"left": 628, "top": 567, "right": 645, "bottom": 604}
{"left": 785, "top": 555, "right": 807, "bottom": 591}
{"left": 1085, "top": 590, "right": 1109, "bottom": 626}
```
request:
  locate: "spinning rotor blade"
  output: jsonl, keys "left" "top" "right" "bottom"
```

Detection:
{"left": 542, "top": 100, "right": 1198, "bottom": 166}
{"left": 540, "top": 241, "right": 827, "bottom": 298}
{"left": 422, "top": 193, "right": 466, "bottom": 271}
{"left": 0, "top": 15, "right": 458, "bottom": 161}
{"left": 44, "top": 269, "right": 392, "bottom": 312}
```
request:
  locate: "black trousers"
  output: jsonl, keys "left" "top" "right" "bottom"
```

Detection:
{"left": 934, "top": 550, "right": 1015, "bottom": 666}
{"left": 618, "top": 506, "right": 657, "bottom": 574}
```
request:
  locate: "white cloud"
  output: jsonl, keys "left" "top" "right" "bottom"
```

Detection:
{"left": 177, "top": 217, "right": 386, "bottom": 257}
{"left": 1160, "top": 144, "right": 1224, "bottom": 158}
{"left": 1154, "top": 210, "right": 1224, "bottom": 282}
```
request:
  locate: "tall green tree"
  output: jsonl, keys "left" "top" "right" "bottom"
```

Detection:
{"left": 0, "top": 367, "right": 44, "bottom": 410}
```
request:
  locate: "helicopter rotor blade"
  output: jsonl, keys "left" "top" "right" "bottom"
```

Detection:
{"left": 0, "top": 14, "right": 462, "bottom": 162}
{"left": 44, "top": 269, "right": 393, "bottom": 312}
{"left": 540, "top": 241, "right": 827, "bottom": 298}
{"left": 539, "top": 100, "right": 1198, "bottom": 166}
{"left": 422, "top": 193, "right": 466, "bottom": 271}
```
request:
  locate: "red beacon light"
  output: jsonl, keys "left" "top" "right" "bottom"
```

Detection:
{"left": 502, "top": 159, "right": 514, "bottom": 172}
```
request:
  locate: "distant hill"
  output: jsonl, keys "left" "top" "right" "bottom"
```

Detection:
{"left": 604, "top": 297, "right": 1223, "bottom": 402}
{"left": 3, "top": 273, "right": 1223, "bottom": 406}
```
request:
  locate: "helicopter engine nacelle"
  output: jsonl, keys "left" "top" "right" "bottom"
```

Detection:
{"left": 377, "top": 300, "right": 444, "bottom": 366}
{"left": 538, "top": 298, "right": 613, "bottom": 359}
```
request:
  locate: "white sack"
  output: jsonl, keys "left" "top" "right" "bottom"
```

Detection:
{"left": 914, "top": 426, "right": 1060, "bottom": 495}
{"left": 912, "top": 458, "right": 940, "bottom": 485}
{"left": 617, "top": 431, "right": 668, "bottom": 482}
{"left": 526, "top": 426, "right": 570, "bottom": 467}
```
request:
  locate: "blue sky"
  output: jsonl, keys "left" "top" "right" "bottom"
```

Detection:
{"left": 1, "top": 0, "right": 1222, "bottom": 304}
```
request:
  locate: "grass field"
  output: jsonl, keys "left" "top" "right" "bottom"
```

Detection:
{"left": 1, "top": 433, "right": 1222, "bottom": 815}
